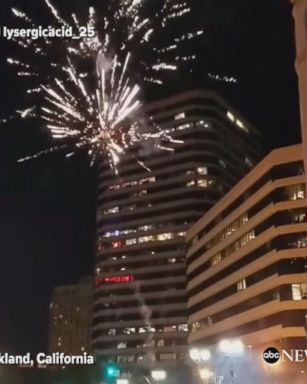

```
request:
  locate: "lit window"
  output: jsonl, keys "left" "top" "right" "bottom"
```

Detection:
{"left": 187, "top": 180, "right": 196, "bottom": 186}
{"left": 177, "top": 123, "right": 191, "bottom": 130}
{"left": 117, "top": 342, "right": 127, "bottom": 349}
{"left": 139, "top": 235, "right": 155, "bottom": 243}
{"left": 236, "top": 119, "right": 244, "bottom": 128}
{"left": 176, "top": 231, "right": 186, "bottom": 237}
{"left": 139, "top": 225, "right": 154, "bottom": 231}
{"left": 139, "top": 190, "right": 147, "bottom": 196}
{"left": 288, "top": 184, "right": 305, "bottom": 201}
{"left": 104, "top": 207, "right": 119, "bottom": 214}
{"left": 168, "top": 258, "right": 176, "bottom": 263}
{"left": 294, "top": 212, "right": 307, "bottom": 223}
{"left": 227, "top": 111, "right": 235, "bottom": 122}
{"left": 296, "top": 238, "right": 307, "bottom": 248}
{"left": 122, "top": 181, "right": 137, "bottom": 188}
{"left": 139, "top": 177, "right": 155, "bottom": 185}
{"left": 292, "top": 284, "right": 302, "bottom": 300}
{"left": 174, "top": 112, "right": 185, "bottom": 120}
{"left": 157, "top": 340, "right": 164, "bottom": 347}
{"left": 211, "top": 254, "right": 222, "bottom": 266}
{"left": 109, "top": 184, "right": 120, "bottom": 191}
{"left": 237, "top": 279, "right": 247, "bottom": 291}
{"left": 139, "top": 328, "right": 146, "bottom": 333}
{"left": 121, "top": 267, "right": 126, "bottom": 271}
{"left": 112, "top": 241, "right": 123, "bottom": 249}
{"left": 126, "top": 238, "right": 137, "bottom": 246}
{"left": 108, "top": 329, "right": 116, "bottom": 335}
{"left": 196, "top": 120, "right": 208, "bottom": 127}
{"left": 178, "top": 324, "right": 188, "bottom": 332}
{"left": 197, "top": 167, "right": 208, "bottom": 175}
{"left": 157, "top": 233, "right": 174, "bottom": 241}
{"left": 198, "top": 179, "right": 208, "bottom": 187}
{"left": 123, "top": 327, "right": 136, "bottom": 334}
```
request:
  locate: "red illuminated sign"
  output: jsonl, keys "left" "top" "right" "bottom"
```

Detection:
{"left": 96, "top": 275, "right": 134, "bottom": 287}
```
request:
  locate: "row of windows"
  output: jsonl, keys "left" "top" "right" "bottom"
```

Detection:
{"left": 208, "top": 230, "right": 256, "bottom": 268}
{"left": 226, "top": 111, "right": 249, "bottom": 133}
{"left": 117, "top": 352, "right": 181, "bottom": 363}
{"left": 191, "top": 282, "right": 307, "bottom": 333}
{"left": 104, "top": 324, "right": 188, "bottom": 336}
{"left": 187, "top": 163, "right": 304, "bottom": 248}
{"left": 98, "top": 231, "right": 186, "bottom": 250}
{"left": 192, "top": 213, "right": 249, "bottom": 249}
{"left": 101, "top": 224, "right": 188, "bottom": 239}
{"left": 188, "top": 183, "right": 306, "bottom": 266}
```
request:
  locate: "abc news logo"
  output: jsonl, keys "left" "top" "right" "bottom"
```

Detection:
{"left": 263, "top": 347, "right": 307, "bottom": 364}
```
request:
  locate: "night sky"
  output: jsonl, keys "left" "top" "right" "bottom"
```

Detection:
{"left": 0, "top": 0, "right": 301, "bottom": 357}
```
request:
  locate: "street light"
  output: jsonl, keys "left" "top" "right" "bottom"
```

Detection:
{"left": 199, "top": 367, "right": 214, "bottom": 381}
{"left": 151, "top": 370, "right": 167, "bottom": 382}
{"left": 218, "top": 339, "right": 244, "bottom": 384}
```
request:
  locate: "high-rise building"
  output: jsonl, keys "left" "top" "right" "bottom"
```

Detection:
{"left": 92, "top": 89, "right": 261, "bottom": 367}
{"left": 186, "top": 144, "right": 307, "bottom": 380}
{"left": 293, "top": 0, "right": 307, "bottom": 173}
{"left": 49, "top": 277, "right": 93, "bottom": 355}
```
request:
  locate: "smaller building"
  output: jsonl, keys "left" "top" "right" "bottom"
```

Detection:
{"left": 49, "top": 276, "right": 93, "bottom": 355}
{"left": 186, "top": 144, "right": 307, "bottom": 379}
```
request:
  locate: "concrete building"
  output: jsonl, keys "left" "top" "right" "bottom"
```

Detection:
{"left": 92, "top": 89, "right": 262, "bottom": 366}
{"left": 186, "top": 144, "right": 307, "bottom": 378}
{"left": 293, "top": 0, "right": 307, "bottom": 173}
{"left": 49, "top": 277, "right": 93, "bottom": 355}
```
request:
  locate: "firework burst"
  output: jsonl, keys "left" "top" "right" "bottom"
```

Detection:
{"left": 5, "top": 0, "right": 203, "bottom": 171}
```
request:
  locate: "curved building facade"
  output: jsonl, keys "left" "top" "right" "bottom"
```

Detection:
{"left": 92, "top": 90, "right": 261, "bottom": 367}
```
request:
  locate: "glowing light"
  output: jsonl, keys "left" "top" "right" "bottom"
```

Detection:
{"left": 4, "top": 0, "right": 202, "bottom": 171}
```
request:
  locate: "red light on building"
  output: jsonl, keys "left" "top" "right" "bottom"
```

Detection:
{"left": 96, "top": 275, "right": 134, "bottom": 287}
{"left": 112, "top": 241, "right": 123, "bottom": 249}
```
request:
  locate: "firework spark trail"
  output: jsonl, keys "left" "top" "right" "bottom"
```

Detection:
{"left": 5, "top": 0, "right": 202, "bottom": 171}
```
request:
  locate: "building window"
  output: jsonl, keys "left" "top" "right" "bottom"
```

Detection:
{"left": 174, "top": 112, "right": 185, "bottom": 120}
{"left": 177, "top": 123, "right": 191, "bottom": 130}
{"left": 287, "top": 184, "right": 305, "bottom": 201}
{"left": 187, "top": 179, "right": 196, "bottom": 186}
{"left": 178, "top": 324, "right": 188, "bottom": 332}
{"left": 117, "top": 342, "right": 127, "bottom": 349}
{"left": 157, "top": 340, "right": 164, "bottom": 347}
{"left": 139, "top": 235, "right": 155, "bottom": 243}
{"left": 192, "top": 236, "right": 198, "bottom": 246}
{"left": 237, "top": 279, "right": 247, "bottom": 291}
{"left": 211, "top": 253, "right": 222, "bottom": 266}
{"left": 198, "top": 179, "right": 208, "bottom": 187}
{"left": 108, "top": 329, "right": 116, "bottom": 335}
{"left": 157, "top": 233, "right": 174, "bottom": 241}
{"left": 139, "top": 225, "right": 154, "bottom": 231}
{"left": 126, "top": 238, "right": 137, "bottom": 246}
{"left": 139, "top": 177, "right": 155, "bottom": 185}
{"left": 104, "top": 207, "right": 119, "bottom": 214}
{"left": 292, "top": 283, "right": 307, "bottom": 300}
{"left": 109, "top": 184, "right": 120, "bottom": 191}
{"left": 227, "top": 111, "right": 235, "bottom": 122}
{"left": 197, "top": 167, "right": 208, "bottom": 175}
